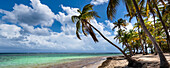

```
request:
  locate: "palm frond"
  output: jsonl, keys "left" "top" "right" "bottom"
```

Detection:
{"left": 76, "top": 20, "right": 81, "bottom": 40}
{"left": 82, "top": 22, "right": 88, "bottom": 36}
{"left": 159, "top": 0, "right": 166, "bottom": 10}
{"left": 71, "top": 16, "right": 79, "bottom": 23}
{"left": 107, "top": 0, "right": 119, "bottom": 20}
{"left": 88, "top": 26, "right": 99, "bottom": 42}
{"left": 77, "top": 9, "right": 82, "bottom": 14}
{"left": 81, "top": 11, "right": 100, "bottom": 19}
{"left": 139, "top": 0, "right": 145, "bottom": 11}
{"left": 82, "top": 4, "right": 94, "bottom": 13}
{"left": 112, "top": 26, "right": 117, "bottom": 31}
{"left": 146, "top": 1, "right": 150, "bottom": 17}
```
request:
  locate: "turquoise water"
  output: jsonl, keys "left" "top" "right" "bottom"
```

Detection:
{"left": 0, "top": 53, "right": 122, "bottom": 68}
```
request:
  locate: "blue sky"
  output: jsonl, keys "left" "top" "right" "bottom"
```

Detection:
{"left": 0, "top": 0, "right": 136, "bottom": 53}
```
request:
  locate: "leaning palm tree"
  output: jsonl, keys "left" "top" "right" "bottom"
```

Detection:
{"left": 71, "top": 4, "right": 99, "bottom": 42}
{"left": 71, "top": 4, "right": 142, "bottom": 67}
{"left": 107, "top": 0, "right": 169, "bottom": 67}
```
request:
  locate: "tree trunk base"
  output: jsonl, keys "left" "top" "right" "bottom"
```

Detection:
{"left": 160, "top": 63, "right": 169, "bottom": 68}
{"left": 128, "top": 59, "right": 143, "bottom": 67}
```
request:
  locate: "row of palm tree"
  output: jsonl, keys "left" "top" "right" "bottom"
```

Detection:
{"left": 71, "top": 0, "right": 169, "bottom": 67}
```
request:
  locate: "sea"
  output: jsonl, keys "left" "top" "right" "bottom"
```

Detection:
{"left": 0, "top": 53, "right": 122, "bottom": 68}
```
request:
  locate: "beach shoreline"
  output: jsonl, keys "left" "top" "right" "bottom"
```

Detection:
{"left": 40, "top": 53, "right": 170, "bottom": 68}
{"left": 39, "top": 56, "right": 107, "bottom": 68}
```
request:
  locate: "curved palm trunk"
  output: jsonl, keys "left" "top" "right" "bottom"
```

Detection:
{"left": 86, "top": 21, "right": 142, "bottom": 67}
{"left": 132, "top": 0, "right": 169, "bottom": 67}
{"left": 136, "top": 16, "right": 146, "bottom": 55}
{"left": 153, "top": 0, "right": 170, "bottom": 52}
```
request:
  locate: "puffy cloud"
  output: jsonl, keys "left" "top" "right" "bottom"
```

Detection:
{"left": 0, "top": 0, "right": 56, "bottom": 26}
{"left": 0, "top": 24, "right": 21, "bottom": 39}
{"left": 90, "top": 19, "right": 111, "bottom": 36}
{"left": 20, "top": 23, "right": 51, "bottom": 36}
{"left": 56, "top": 5, "right": 79, "bottom": 35}
{"left": 90, "top": 0, "right": 109, "bottom": 5}
{"left": 105, "top": 20, "right": 114, "bottom": 29}
{"left": 0, "top": 0, "right": 122, "bottom": 52}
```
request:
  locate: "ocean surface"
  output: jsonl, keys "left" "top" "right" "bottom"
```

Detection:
{"left": 0, "top": 53, "right": 122, "bottom": 68}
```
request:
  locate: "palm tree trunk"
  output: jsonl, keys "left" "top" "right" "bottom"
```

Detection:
{"left": 86, "top": 21, "right": 142, "bottom": 67}
{"left": 133, "top": 47, "right": 136, "bottom": 54}
{"left": 150, "top": 45, "right": 154, "bottom": 54}
{"left": 132, "top": 0, "right": 169, "bottom": 67}
{"left": 154, "top": 47, "right": 158, "bottom": 55}
{"left": 125, "top": 44, "right": 133, "bottom": 56}
{"left": 153, "top": 0, "right": 170, "bottom": 51}
{"left": 136, "top": 16, "right": 146, "bottom": 55}
{"left": 145, "top": 44, "right": 148, "bottom": 54}
{"left": 143, "top": 36, "right": 148, "bottom": 54}
{"left": 136, "top": 46, "right": 139, "bottom": 54}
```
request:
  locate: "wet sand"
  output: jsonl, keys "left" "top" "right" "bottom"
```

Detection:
{"left": 40, "top": 57, "right": 107, "bottom": 68}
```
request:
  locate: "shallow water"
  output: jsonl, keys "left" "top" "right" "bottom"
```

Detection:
{"left": 0, "top": 53, "right": 122, "bottom": 68}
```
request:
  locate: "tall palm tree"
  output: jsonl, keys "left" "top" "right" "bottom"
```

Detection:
{"left": 154, "top": 0, "right": 170, "bottom": 52}
{"left": 72, "top": 4, "right": 142, "bottom": 67}
{"left": 131, "top": 0, "right": 169, "bottom": 67}
{"left": 124, "top": 0, "right": 146, "bottom": 55}
{"left": 107, "top": 0, "right": 169, "bottom": 67}
{"left": 148, "top": 0, "right": 170, "bottom": 52}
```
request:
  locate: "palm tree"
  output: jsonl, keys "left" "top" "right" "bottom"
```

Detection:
{"left": 114, "top": 29, "right": 134, "bottom": 56}
{"left": 131, "top": 0, "right": 169, "bottom": 67}
{"left": 107, "top": 0, "right": 169, "bottom": 67}
{"left": 134, "top": 22, "right": 146, "bottom": 54}
{"left": 112, "top": 18, "right": 134, "bottom": 56}
{"left": 112, "top": 18, "right": 127, "bottom": 31}
{"left": 124, "top": 0, "right": 146, "bottom": 55}
{"left": 147, "top": 0, "right": 170, "bottom": 52}
{"left": 71, "top": 4, "right": 99, "bottom": 42}
{"left": 72, "top": 4, "right": 142, "bottom": 67}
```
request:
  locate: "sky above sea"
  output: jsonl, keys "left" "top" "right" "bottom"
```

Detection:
{"left": 0, "top": 0, "right": 137, "bottom": 53}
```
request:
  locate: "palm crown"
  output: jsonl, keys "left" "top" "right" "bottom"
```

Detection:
{"left": 71, "top": 4, "right": 100, "bottom": 42}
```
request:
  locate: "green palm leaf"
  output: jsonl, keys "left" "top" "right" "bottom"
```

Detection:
{"left": 71, "top": 16, "right": 79, "bottom": 23}
{"left": 76, "top": 20, "right": 81, "bottom": 40}
{"left": 107, "top": 0, "right": 119, "bottom": 20}
{"left": 82, "top": 4, "right": 94, "bottom": 14}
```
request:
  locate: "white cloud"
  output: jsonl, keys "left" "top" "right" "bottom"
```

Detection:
{"left": 0, "top": 24, "right": 21, "bottom": 39}
{"left": 105, "top": 20, "right": 114, "bottom": 29}
{"left": 20, "top": 23, "right": 51, "bottom": 36}
{"left": 55, "top": 5, "right": 79, "bottom": 35}
{"left": 90, "top": 19, "right": 111, "bottom": 36}
{"left": 0, "top": 0, "right": 56, "bottom": 26}
{"left": 0, "top": 0, "right": 122, "bottom": 52}
{"left": 90, "top": 0, "right": 109, "bottom": 5}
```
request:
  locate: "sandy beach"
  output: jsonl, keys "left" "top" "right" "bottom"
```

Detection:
{"left": 39, "top": 53, "right": 170, "bottom": 68}
{"left": 99, "top": 53, "right": 170, "bottom": 68}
